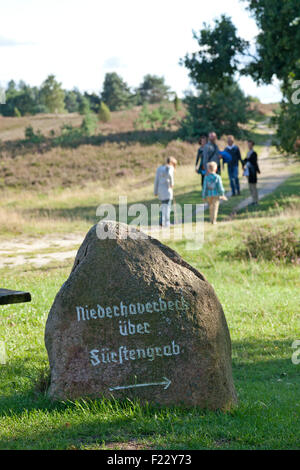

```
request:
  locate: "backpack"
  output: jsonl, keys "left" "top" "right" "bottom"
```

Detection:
{"left": 220, "top": 151, "right": 232, "bottom": 164}
{"left": 206, "top": 174, "right": 218, "bottom": 191}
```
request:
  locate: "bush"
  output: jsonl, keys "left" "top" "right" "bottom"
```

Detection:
{"left": 236, "top": 226, "right": 300, "bottom": 263}
{"left": 98, "top": 102, "right": 111, "bottom": 122}
{"left": 14, "top": 107, "right": 21, "bottom": 117}
{"left": 24, "top": 125, "right": 45, "bottom": 143}
{"left": 134, "top": 104, "right": 175, "bottom": 130}
{"left": 55, "top": 123, "right": 84, "bottom": 147}
{"left": 81, "top": 112, "right": 98, "bottom": 136}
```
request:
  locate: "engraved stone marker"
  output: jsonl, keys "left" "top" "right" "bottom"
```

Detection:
{"left": 45, "top": 221, "right": 237, "bottom": 409}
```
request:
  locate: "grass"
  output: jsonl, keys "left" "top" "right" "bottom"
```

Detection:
{"left": 0, "top": 210, "right": 299, "bottom": 450}
{"left": 231, "top": 168, "right": 300, "bottom": 220}
{"left": 0, "top": 108, "right": 299, "bottom": 450}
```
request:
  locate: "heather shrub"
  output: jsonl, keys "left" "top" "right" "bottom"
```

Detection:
{"left": 24, "top": 125, "right": 45, "bottom": 143}
{"left": 236, "top": 226, "right": 300, "bottom": 263}
{"left": 134, "top": 104, "right": 175, "bottom": 130}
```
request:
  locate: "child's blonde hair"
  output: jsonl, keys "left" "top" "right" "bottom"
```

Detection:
{"left": 166, "top": 156, "right": 177, "bottom": 167}
{"left": 207, "top": 161, "right": 218, "bottom": 172}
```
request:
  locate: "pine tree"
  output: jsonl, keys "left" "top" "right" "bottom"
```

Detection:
{"left": 98, "top": 102, "right": 111, "bottom": 122}
{"left": 40, "top": 75, "right": 65, "bottom": 113}
{"left": 173, "top": 94, "right": 181, "bottom": 112}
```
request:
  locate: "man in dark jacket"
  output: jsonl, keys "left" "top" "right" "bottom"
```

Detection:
{"left": 243, "top": 140, "right": 261, "bottom": 205}
{"left": 224, "top": 135, "right": 242, "bottom": 196}
{"left": 203, "top": 132, "right": 221, "bottom": 175}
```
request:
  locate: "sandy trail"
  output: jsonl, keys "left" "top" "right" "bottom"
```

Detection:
{"left": 0, "top": 234, "right": 83, "bottom": 269}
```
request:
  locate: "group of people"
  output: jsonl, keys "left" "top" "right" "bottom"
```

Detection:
{"left": 154, "top": 131, "right": 260, "bottom": 227}
{"left": 195, "top": 132, "right": 260, "bottom": 224}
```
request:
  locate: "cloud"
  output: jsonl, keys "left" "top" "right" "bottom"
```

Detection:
{"left": 103, "top": 56, "right": 124, "bottom": 69}
{"left": 0, "top": 36, "right": 34, "bottom": 47}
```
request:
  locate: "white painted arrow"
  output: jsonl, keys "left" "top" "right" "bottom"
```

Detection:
{"left": 109, "top": 377, "right": 171, "bottom": 392}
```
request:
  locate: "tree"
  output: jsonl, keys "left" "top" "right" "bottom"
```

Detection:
{"left": 274, "top": 93, "right": 300, "bottom": 155}
{"left": 40, "top": 75, "right": 65, "bottom": 113}
{"left": 136, "top": 75, "right": 170, "bottom": 104}
{"left": 243, "top": 0, "right": 300, "bottom": 156}
{"left": 101, "top": 73, "right": 132, "bottom": 111}
{"left": 181, "top": 83, "right": 250, "bottom": 139}
{"left": 180, "top": 15, "right": 250, "bottom": 138}
{"left": 98, "top": 102, "right": 111, "bottom": 122}
{"left": 2, "top": 81, "right": 41, "bottom": 116}
{"left": 78, "top": 96, "right": 90, "bottom": 115}
{"left": 64, "top": 90, "right": 80, "bottom": 113}
{"left": 173, "top": 94, "right": 181, "bottom": 112}
{"left": 84, "top": 92, "right": 100, "bottom": 113}
{"left": 180, "top": 15, "right": 249, "bottom": 91}
{"left": 7, "top": 80, "right": 17, "bottom": 92}
{"left": 242, "top": 0, "right": 300, "bottom": 90}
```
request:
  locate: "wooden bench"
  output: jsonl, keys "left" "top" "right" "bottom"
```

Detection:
{"left": 0, "top": 288, "right": 31, "bottom": 305}
{"left": 0, "top": 289, "right": 31, "bottom": 364}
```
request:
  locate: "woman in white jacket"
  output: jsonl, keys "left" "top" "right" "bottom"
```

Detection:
{"left": 154, "top": 156, "right": 177, "bottom": 227}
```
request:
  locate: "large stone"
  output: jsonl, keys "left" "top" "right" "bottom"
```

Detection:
{"left": 45, "top": 221, "right": 237, "bottom": 409}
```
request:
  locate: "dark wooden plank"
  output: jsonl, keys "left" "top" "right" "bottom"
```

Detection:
{"left": 0, "top": 288, "right": 31, "bottom": 305}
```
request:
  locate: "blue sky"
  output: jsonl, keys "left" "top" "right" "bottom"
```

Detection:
{"left": 0, "top": 0, "right": 282, "bottom": 102}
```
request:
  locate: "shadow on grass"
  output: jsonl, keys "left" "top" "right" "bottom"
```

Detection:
{"left": 229, "top": 173, "right": 300, "bottom": 221}
{"left": 0, "top": 128, "right": 181, "bottom": 158}
{"left": 1, "top": 123, "right": 272, "bottom": 159}
{"left": 0, "top": 338, "right": 296, "bottom": 418}
{"left": 0, "top": 338, "right": 297, "bottom": 449}
{"left": 26, "top": 190, "right": 205, "bottom": 226}
{"left": 24, "top": 186, "right": 279, "bottom": 227}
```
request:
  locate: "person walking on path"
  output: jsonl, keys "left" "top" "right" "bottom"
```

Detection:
{"left": 224, "top": 135, "right": 242, "bottom": 196}
{"left": 195, "top": 135, "right": 208, "bottom": 187}
{"left": 243, "top": 140, "right": 260, "bottom": 205}
{"left": 202, "top": 132, "right": 221, "bottom": 175}
{"left": 202, "top": 161, "right": 227, "bottom": 225}
{"left": 154, "top": 156, "right": 177, "bottom": 227}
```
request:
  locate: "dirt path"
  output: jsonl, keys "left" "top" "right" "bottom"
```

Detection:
{"left": 0, "top": 123, "right": 293, "bottom": 269}
{"left": 0, "top": 234, "right": 83, "bottom": 269}
{"left": 231, "top": 123, "right": 292, "bottom": 212}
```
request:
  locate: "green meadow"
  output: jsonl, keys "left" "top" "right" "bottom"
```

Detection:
{"left": 0, "top": 110, "right": 299, "bottom": 450}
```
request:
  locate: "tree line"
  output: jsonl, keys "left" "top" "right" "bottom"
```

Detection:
{"left": 1, "top": 0, "right": 299, "bottom": 157}
{"left": 180, "top": 0, "right": 300, "bottom": 156}
{"left": 0, "top": 73, "right": 172, "bottom": 117}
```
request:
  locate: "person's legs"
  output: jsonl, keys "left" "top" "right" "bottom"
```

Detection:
{"left": 161, "top": 202, "right": 167, "bottom": 226}
{"left": 232, "top": 165, "right": 240, "bottom": 195}
{"left": 159, "top": 201, "right": 163, "bottom": 226}
{"left": 228, "top": 165, "right": 236, "bottom": 196}
{"left": 166, "top": 199, "right": 172, "bottom": 226}
{"left": 207, "top": 197, "right": 213, "bottom": 223}
{"left": 253, "top": 184, "right": 258, "bottom": 204}
{"left": 211, "top": 196, "right": 220, "bottom": 224}
{"left": 161, "top": 200, "right": 171, "bottom": 226}
{"left": 248, "top": 183, "right": 253, "bottom": 201}
{"left": 249, "top": 183, "right": 258, "bottom": 204}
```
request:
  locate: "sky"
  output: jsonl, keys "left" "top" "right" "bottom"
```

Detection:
{"left": 0, "top": 0, "right": 282, "bottom": 103}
